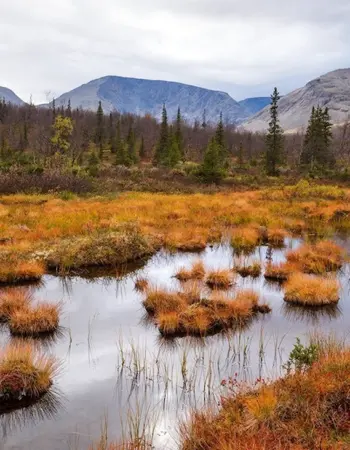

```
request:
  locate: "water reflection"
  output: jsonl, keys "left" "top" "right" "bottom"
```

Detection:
{"left": 0, "top": 389, "right": 63, "bottom": 439}
{"left": 282, "top": 303, "right": 342, "bottom": 325}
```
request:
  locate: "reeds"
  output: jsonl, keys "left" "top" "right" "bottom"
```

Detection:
{"left": 231, "top": 228, "right": 261, "bottom": 253}
{"left": 134, "top": 278, "right": 149, "bottom": 292}
{"left": 264, "top": 262, "right": 294, "bottom": 281}
{"left": 284, "top": 273, "right": 340, "bottom": 306}
{"left": 143, "top": 287, "right": 186, "bottom": 315}
{"left": 0, "top": 343, "right": 59, "bottom": 400}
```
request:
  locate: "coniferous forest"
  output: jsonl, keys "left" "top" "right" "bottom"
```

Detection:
{"left": 0, "top": 91, "right": 350, "bottom": 193}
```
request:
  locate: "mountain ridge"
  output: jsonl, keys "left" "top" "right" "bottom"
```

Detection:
{"left": 0, "top": 87, "right": 25, "bottom": 105}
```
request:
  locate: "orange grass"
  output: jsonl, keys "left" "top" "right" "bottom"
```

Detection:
{"left": 234, "top": 261, "right": 261, "bottom": 278}
{"left": 134, "top": 278, "right": 149, "bottom": 292}
{"left": 0, "top": 288, "right": 32, "bottom": 321}
{"left": 206, "top": 269, "right": 234, "bottom": 289}
{"left": 0, "top": 261, "right": 44, "bottom": 284}
{"left": 175, "top": 260, "right": 205, "bottom": 281}
{"left": 143, "top": 287, "right": 187, "bottom": 314}
{"left": 9, "top": 302, "right": 61, "bottom": 336}
{"left": 0, "top": 342, "right": 59, "bottom": 400}
{"left": 0, "top": 188, "right": 349, "bottom": 277}
{"left": 264, "top": 262, "right": 295, "bottom": 281}
{"left": 266, "top": 228, "right": 287, "bottom": 247}
{"left": 181, "top": 341, "right": 350, "bottom": 450}
{"left": 231, "top": 228, "right": 261, "bottom": 253}
{"left": 286, "top": 240, "right": 344, "bottom": 274}
{"left": 284, "top": 273, "right": 340, "bottom": 306}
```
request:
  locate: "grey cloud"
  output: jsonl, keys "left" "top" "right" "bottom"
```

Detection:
{"left": 0, "top": 0, "right": 349, "bottom": 103}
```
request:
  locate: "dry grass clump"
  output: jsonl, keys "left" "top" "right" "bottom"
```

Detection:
{"left": 165, "top": 230, "right": 208, "bottom": 252}
{"left": 179, "top": 281, "right": 202, "bottom": 304}
{"left": 264, "top": 262, "right": 294, "bottom": 281}
{"left": 0, "top": 261, "right": 45, "bottom": 285}
{"left": 9, "top": 303, "right": 61, "bottom": 336}
{"left": 0, "top": 343, "right": 59, "bottom": 401}
{"left": 266, "top": 228, "right": 287, "bottom": 247}
{"left": 143, "top": 287, "right": 186, "bottom": 315}
{"left": 206, "top": 269, "right": 234, "bottom": 289}
{"left": 234, "top": 260, "right": 261, "bottom": 278}
{"left": 181, "top": 341, "right": 350, "bottom": 450}
{"left": 286, "top": 240, "right": 344, "bottom": 274}
{"left": 284, "top": 273, "right": 340, "bottom": 306}
{"left": 231, "top": 228, "right": 261, "bottom": 253}
{"left": 0, "top": 288, "right": 32, "bottom": 321}
{"left": 175, "top": 260, "right": 205, "bottom": 281}
{"left": 134, "top": 277, "right": 149, "bottom": 292}
{"left": 155, "top": 289, "right": 267, "bottom": 337}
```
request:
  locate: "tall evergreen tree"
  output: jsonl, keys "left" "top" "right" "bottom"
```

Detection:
{"left": 139, "top": 136, "right": 146, "bottom": 159}
{"left": 115, "top": 118, "right": 128, "bottom": 166}
{"left": 200, "top": 137, "right": 225, "bottom": 183}
{"left": 175, "top": 107, "right": 184, "bottom": 159}
{"left": 154, "top": 104, "right": 168, "bottom": 165}
{"left": 202, "top": 109, "right": 207, "bottom": 129}
{"left": 126, "top": 123, "right": 138, "bottom": 164}
{"left": 165, "top": 127, "right": 181, "bottom": 168}
{"left": 301, "top": 106, "right": 334, "bottom": 170}
{"left": 95, "top": 101, "right": 104, "bottom": 159}
{"left": 214, "top": 113, "right": 228, "bottom": 166}
{"left": 265, "top": 87, "right": 284, "bottom": 175}
{"left": 66, "top": 99, "right": 72, "bottom": 118}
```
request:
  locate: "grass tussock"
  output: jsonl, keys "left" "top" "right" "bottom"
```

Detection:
{"left": 286, "top": 240, "right": 344, "bottom": 274}
{"left": 155, "top": 288, "right": 267, "bottom": 337}
{"left": 234, "top": 260, "right": 261, "bottom": 278}
{"left": 0, "top": 343, "right": 59, "bottom": 400}
{"left": 47, "top": 226, "right": 157, "bottom": 271}
{"left": 134, "top": 278, "right": 149, "bottom": 292}
{"left": 264, "top": 262, "right": 294, "bottom": 281}
{"left": 143, "top": 287, "right": 186, "bottom": 315}
{"left": 284, "top": 273, "right": 340, "bottom": 306}
{"left": 181, "top": 340, "right": 350, "bottom": 450}
{"left": 175, "top": 260, "right": 206, "bottom": 282}
{"left": 0, "top": 261, "right": 45, "bottom": 285}
{"left": 266, "top": 228, "right": 287, "bottom": 247}
{"left": 0, "top": 288, "right": 32, "bottom": 321}
{"left": 231, "top": 228, "right": 261, "bottom": 253}
{"left": 206, "top": 269, "right": 234, "bottom": 289}
{"left": 9, "top": 302, "right": 61, "bottom": 336}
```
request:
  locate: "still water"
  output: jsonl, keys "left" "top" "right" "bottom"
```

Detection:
{"left": 0, "top": 238, "right": 349, "bottom": 450}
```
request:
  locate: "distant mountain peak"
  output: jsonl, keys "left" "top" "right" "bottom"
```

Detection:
{"left": 0, "top": 87, "right": 25, "bottom": 105}
{"left": 51, "top": 75, "right": 266, "bottom": 124}
{"left": 244, "top": 68, "right": 350, "bottom": 131}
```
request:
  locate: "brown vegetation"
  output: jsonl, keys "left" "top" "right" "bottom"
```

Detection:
{"left": 264, "top": 262, "right": 294, "bottom": 281}
{"left": 175, "top": 260, "right": 206, "bottom": 281}
{"left": 134, "top": 278, "right": 149, "bottom": 292}
{"left": 206, "top": 269, "right": 234, "bottom": 289}
{"left": 234, "top": 260, "right": 261, "bottom": 278}
{"left": 284, "top": 273, "right": 340, "bottom": 306}
{"left": 180, "top": 340, "right": 350, "bottom": 450}
{"left": 0, "top": 288, "right": 32, "bottom": 321}
{"left": 0, "top": 343, "right": 59, "bottom": 401}
{"left": 0, "top": 261, "right": 44, "bottom": 285}
{"left": 231, "top": 228, "right": 261, "bottom": 253}
{"left": 9, "top": 302, "right": 61, "bottom": 336}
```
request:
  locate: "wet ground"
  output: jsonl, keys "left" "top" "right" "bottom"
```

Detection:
{"left": 0, "top": 238, "right": 349, "bottom": 450}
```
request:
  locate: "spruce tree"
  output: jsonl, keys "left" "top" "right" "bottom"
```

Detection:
{"left": 165, "top": 128, "right": 181, "bottom": 168}
{"left": 200, "top": 138, "right": 225, "bottom": 183}
{"left": 265, "top": 87, "right": 284, "bottom": 175}
{"left": 95, "top": 101, "right": 104, "bottom": 159}
{"left": 154, "top": 104, "right": 168, "bottom": 165}
{"left": 66, "top": 99, "right": 72, "bottom": 118}
{"left": 214, "top": 113, "right": 228, "bottom": 166}
{"left": 202, "top": 109, "right": 207, "bottom": 129}
{"left": 238, "top": 141, "right": 244, "bottom": 167}
{"left": 175, "top": 107, "right": 184, "bottom": 159}
{"left": 126, "top": 124, "right": 138, "bottom": 164}
{"left": 139, "top": 136, "right": 146, "bottom": 159}
{"left": 115, "top": 118, "right": 128, "bottom": 166}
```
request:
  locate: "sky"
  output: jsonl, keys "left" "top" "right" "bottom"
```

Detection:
{"left": 1, "top": 0, "right": 349, "bottom": 103}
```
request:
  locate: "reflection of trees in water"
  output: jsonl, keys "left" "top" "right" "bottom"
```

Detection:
{"left": 0, "top": 388, "right": 63, "bottom": 439}
{"left": 282, "top": 303, "right": 342, "bottom": 326}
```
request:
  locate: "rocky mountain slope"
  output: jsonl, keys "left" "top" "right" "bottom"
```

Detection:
{"left": 238, "top": 97, "right": 270, "bottom": 116}
{"left": 0, "top": 87, "right": 24, "bottom": 105}
{"left": 244, "top": 68, "right": 350, "bottom": 132}
{"left": 51, "top": 76, "right": 260, "bottom": 124}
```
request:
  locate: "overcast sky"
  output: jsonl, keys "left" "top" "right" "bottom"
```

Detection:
{"left": 1, "top": 0, "right": 349, "bottom": 103}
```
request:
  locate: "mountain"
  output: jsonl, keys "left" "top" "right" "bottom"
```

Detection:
{"left": 52, "top": 76, "right": 257, "bottom": 124}
{"left": 244, "top": 69, "right": 350, "bottom": 132}
{"left": 0, "top": 87, "right": 25, "bottom": 105}
{"left": 238, "top": 97, "right": 270, "bottom": 116}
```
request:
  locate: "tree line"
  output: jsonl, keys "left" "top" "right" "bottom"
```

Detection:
{"left": 0, "top": 92, "right": 349, "bottom": 184}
